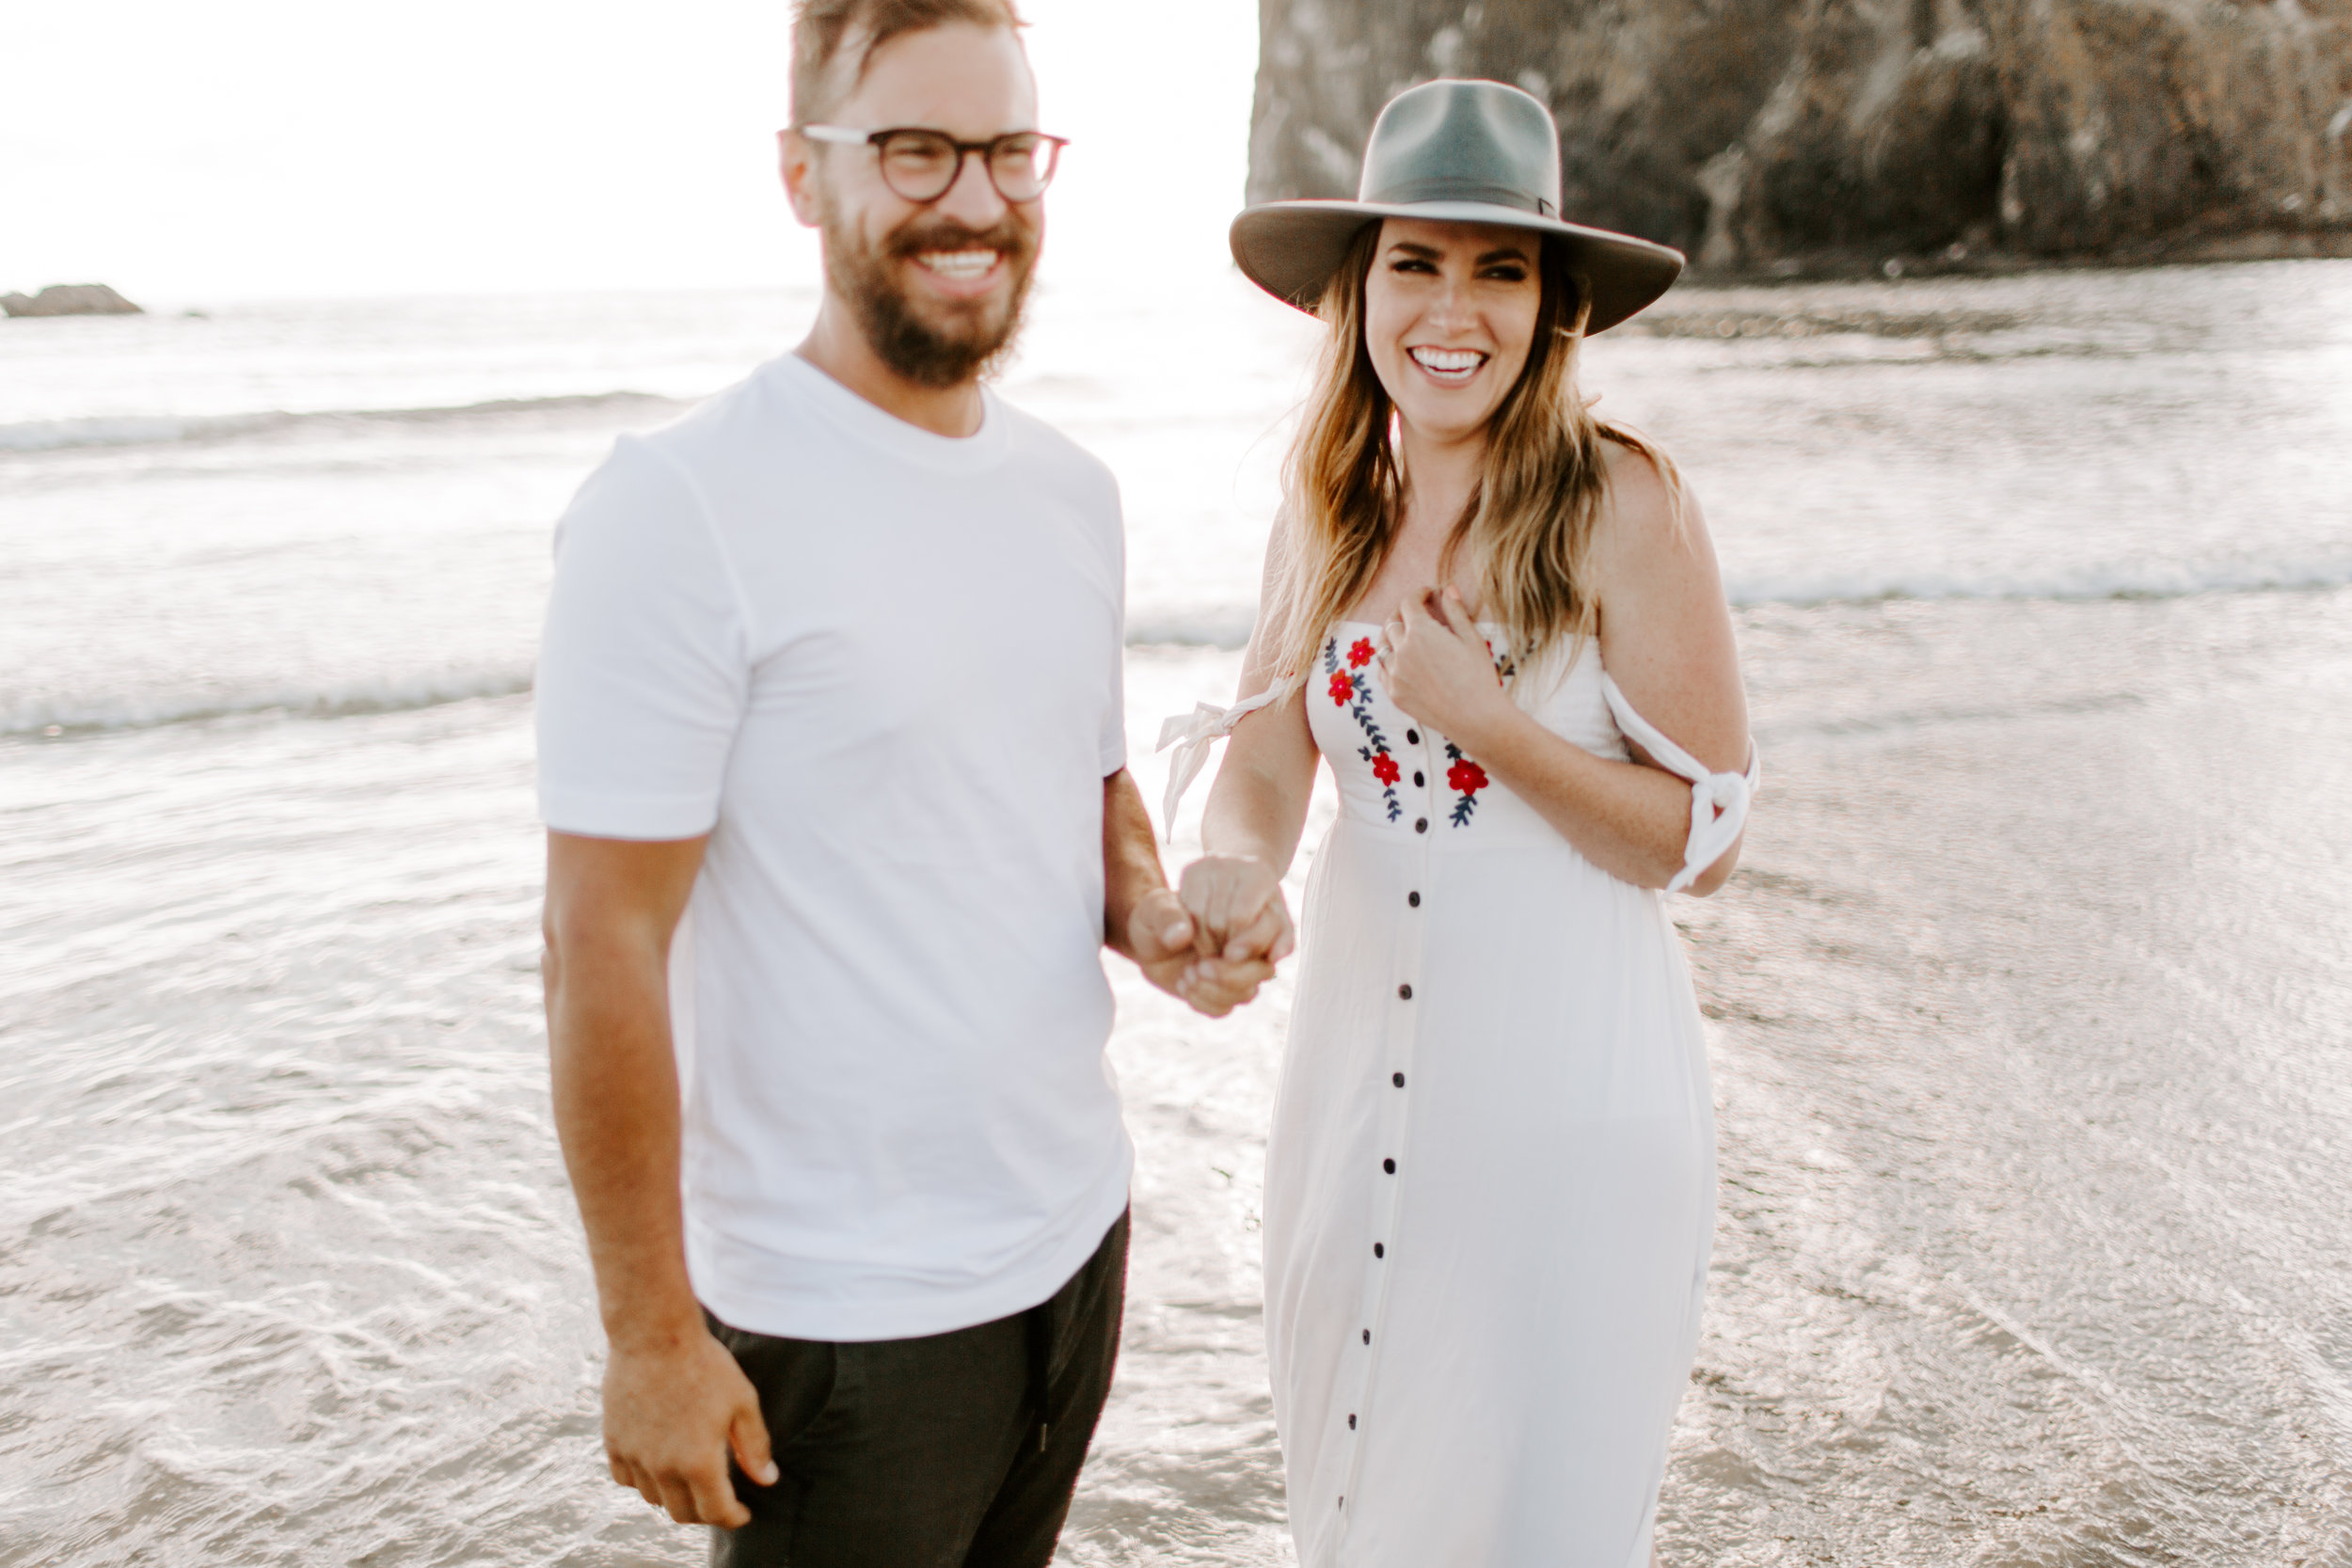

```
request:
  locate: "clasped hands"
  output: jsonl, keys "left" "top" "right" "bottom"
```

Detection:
{"left": 1128, "top": 854, "right": 1294, "bottom": 1016}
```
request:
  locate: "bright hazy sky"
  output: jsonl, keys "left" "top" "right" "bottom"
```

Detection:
{"left": 0, "top": 0, "right": 1262, "bottom": 303}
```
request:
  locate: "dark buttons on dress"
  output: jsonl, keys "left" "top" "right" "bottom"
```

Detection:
{"left": 1413, "top": 770, "right": 1425, "bottom": 787}
{"left": 1406, "top": 729, "right": 1421, "bottom": 744}
{"left": 1383, "top": 1158, "right": 1396, "bottom": 1174}
{"left": 1374, "top": 1243, "right": 1385, "bottom": 1258}
{"left": 1348, "top": 1413, "right": 1357, "bottom": 1429}
{"left": 1415, "top": 817, "right": 1429, "bottom": 833}
{"left": 1392, "top": 1071, "right": 1406, "bottom": 1087}
{"left": 1397, "top": 984, "right": 1413, "bottom": 1000}
{"left": 1407, "top": 891, "right": 1421, "bottom": 908}
{"left": 1362, "top": 1328, "right": 1371, "bottom": 1344}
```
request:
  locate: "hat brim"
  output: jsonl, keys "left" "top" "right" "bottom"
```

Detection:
{"left": 1230, "top": 199, "right": 1684, "bottom": 335}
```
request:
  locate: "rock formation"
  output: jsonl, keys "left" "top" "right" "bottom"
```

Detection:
{"left": 1, "top": 283, "right": 143, "bottom": 318}
{"left": 1248, "top": 0, "right": 2352, "bottom": 270}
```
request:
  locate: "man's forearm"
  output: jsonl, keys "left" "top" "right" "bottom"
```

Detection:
{"left": 547, "top": 934, "right": 703, "bottom": 1348}
{"left": 1101, "top": 768, "right": 1171, "bottom": 959}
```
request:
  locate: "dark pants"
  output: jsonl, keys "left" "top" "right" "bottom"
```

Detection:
{"left": 706, "top": 1211, "right": 1129, "bottom": 1568}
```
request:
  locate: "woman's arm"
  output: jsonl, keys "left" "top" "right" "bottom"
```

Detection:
{"left": 1198, "top": 681, "right": 1319, "bottom": 849}
{"left": 1183, "top": 543, "right": 1324, "bottom": 958}
{"left": 1189, "top": 689, "right": 1317, "bottom": 959}
{"left": 1379, "top": 450, "right": 1750, "bottom": 895}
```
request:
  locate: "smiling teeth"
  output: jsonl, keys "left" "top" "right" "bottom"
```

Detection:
{"left": 1409, "top": 347, "right": 1486, "bottom": 378}
{"left": 917, "top": 249, "right": 998, "bottom": 278}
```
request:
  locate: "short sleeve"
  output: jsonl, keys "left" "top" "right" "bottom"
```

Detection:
{"left": 535, "top": 436, "right": 748, "bottom": 839}
{"left": 1098, "top": 472, "right": 1128, "bottom": 776}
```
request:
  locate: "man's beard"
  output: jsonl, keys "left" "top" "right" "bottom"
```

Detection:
{"left": 822, "top": 201, "right": 1040, "bottom": 389}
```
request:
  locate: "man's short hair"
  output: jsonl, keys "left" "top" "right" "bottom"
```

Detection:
{"left": 791, "top": 0, "right": 1026, "bottom": 125}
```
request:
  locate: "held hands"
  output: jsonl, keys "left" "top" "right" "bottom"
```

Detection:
{"left": 1179, "top": 853, "right": 1295, "bottom": 974}
{"left": 602, "top": 1324, "right": 775, "bottom": 1528}
{"left": 1127, "top": 885, "right": 1283, "bottom": 1018}
{"left": 1378, "top": 587, "right": 1517, "bottom": 749}
{"left": 1126, "top": 859, "right": 1295, "bottom": 1019}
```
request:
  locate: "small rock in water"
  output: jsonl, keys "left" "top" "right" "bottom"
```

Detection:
{"left": 1, "top": 283, "right": 143, "bottom": 318}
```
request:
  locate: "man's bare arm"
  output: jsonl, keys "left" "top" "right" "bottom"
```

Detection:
{"left": 543, "top": 830, "right": 775, "bottom": 1527}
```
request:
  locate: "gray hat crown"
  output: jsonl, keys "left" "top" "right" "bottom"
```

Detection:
{"left": 1359, "top": 79, "right": 1562, "bottom": 216}
{"left": 1229, "top": 77, "right": 1684, "bottom": 332}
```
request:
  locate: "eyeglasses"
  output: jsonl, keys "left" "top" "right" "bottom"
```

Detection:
{"left": 798, "top": 125, "right": 1069, "bottom": 204}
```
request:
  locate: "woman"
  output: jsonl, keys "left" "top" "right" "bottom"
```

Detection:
{"left": 1161, "top": 81, "right": 1756, "bottom": 1566}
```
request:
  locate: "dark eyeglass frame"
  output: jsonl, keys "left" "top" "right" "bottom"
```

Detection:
{"left": 797, "top": 124, "right": 1070, "bottom": 204}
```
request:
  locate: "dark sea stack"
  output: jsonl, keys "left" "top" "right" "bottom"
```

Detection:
{"left": 1248, "top": 0, "right": 2352, "bottom": 271}
{"left": 0, "top": 283, "right": 144, "bottom": 318}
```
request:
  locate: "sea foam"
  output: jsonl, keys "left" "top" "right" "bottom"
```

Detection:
{"left": 0, "top": 391, "right": 681, "bottom": 454}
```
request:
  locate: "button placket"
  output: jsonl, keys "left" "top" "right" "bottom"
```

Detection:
{"left": 1333, "top": 778, "right": 1434, "bottom": 1528}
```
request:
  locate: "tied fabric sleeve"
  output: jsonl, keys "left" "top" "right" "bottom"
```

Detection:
{"left": 535, "top": 436, "right": 751, "bottom": 841}
{"left": 1597, "top": 672, "right": 1758, "bottom": 894}
{"left": 1154, "top": 689, "right": 1280, "bottom": 838}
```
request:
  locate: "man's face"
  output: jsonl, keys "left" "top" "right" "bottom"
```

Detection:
{"left": 797, "top": 23, "right": 1042, "bottom": 388}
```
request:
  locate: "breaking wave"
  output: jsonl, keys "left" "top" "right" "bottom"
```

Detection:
{"left": 0, "top": 391, "right": 682, "bottom": 454}
{"left": 1724, "top": 555, "right": 2352, "bottom": 609}
{"left": 1122, "top": 560, "right": 2352, "bottom": 650}
{"left": 4, "top": 668, "right": 536, "bottom": 739}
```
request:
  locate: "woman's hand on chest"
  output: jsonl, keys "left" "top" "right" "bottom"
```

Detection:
{"left": 1375, "top": 587, "right": 1521, "bottom": 751}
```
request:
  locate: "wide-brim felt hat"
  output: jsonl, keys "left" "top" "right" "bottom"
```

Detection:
{"left": 1231, "top": 79, "right": 1684, "bottom": 335}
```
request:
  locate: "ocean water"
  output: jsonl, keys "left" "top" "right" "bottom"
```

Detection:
{"left": 2, "top": 261, "right": 2349, "bottom": 1565}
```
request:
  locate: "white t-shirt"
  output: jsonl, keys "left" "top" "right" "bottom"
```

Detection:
{"left": 535, "top": 353, "right": 1133, "bottom": 1342}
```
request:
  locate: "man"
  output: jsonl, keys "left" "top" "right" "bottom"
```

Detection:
{"left": 534, "top": 2, "right": 1288, "bottom": 1562}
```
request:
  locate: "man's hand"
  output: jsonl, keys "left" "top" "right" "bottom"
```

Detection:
{"left": 1126, "top": 885, "right": 1276, "bottom": 1018}
{"left": 602, "top": 1325, "right": 776, "bottom": 1527}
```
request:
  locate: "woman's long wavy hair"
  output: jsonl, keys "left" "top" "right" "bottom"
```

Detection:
{"left": 1260, "top": 222, "right": 1683, "bottom": 698}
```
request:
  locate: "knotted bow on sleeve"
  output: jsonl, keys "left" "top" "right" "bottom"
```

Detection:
{"left": 1598, "top": 673, "right": 1760, "bottom": 895}
{"left": 1153, "top": 689, "right": 1280, "bottom": 840}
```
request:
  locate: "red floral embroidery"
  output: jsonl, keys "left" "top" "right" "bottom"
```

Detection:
{"left": 1447, "top": 758, "right": 1489, "bottom": 795}
{"left": 1325, "top": 636, "right": 1403, "bottom": 823}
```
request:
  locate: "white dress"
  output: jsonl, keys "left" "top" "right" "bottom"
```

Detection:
{"left": 1162, "top": 624, "right": 1756, "bottom": 1568}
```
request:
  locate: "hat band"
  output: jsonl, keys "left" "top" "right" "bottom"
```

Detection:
{"left": 1359, "top": 178, "right": 1556, "bottom": 216}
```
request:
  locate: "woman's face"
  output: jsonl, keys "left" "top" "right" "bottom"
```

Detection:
{"left": 1359, "top": 217, "right": 1544, "bottom": 446}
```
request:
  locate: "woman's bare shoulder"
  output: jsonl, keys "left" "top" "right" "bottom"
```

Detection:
{"left": 1591, "top": 434, "right": 1709, "bottom": 582}
{"left": 1588, "top": 437, "right": 1746, "bottom": 775}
